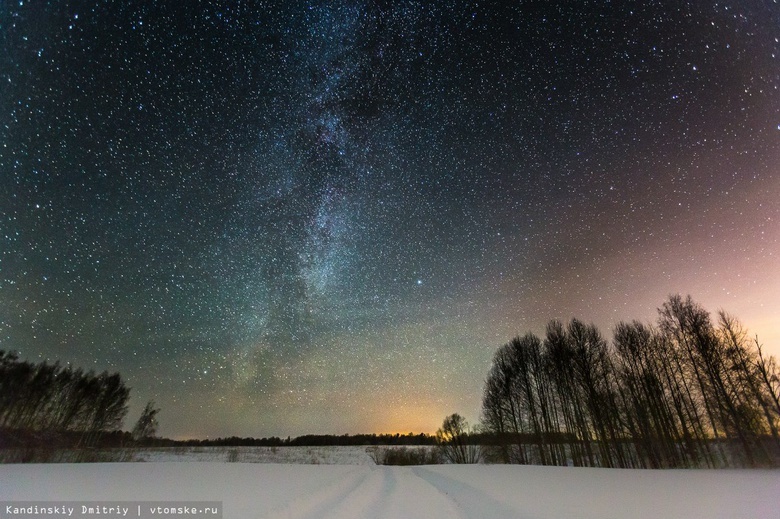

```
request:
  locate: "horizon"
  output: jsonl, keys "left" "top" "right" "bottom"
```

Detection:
{"left": 164, "top": 430, "right": 439, "bottom": 442}
{"left": 2, "top": 1, "right": 778, "bottom": 439}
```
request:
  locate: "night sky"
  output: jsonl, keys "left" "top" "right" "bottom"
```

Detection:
{"left": 2, "top": 1, "right": 778, "bottom": 439}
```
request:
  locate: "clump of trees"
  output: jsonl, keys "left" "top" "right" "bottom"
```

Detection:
{"left": 0, "top": 351, "right": 130, "bottom": 452}
{"left": 481, "top": 295, "right": 780, "bottom": 468}
{"left": 436, "top": 413, "right": 481, "bottom": 463}
{"left": 368, "top": 446, "right": 442, "bottom": 465}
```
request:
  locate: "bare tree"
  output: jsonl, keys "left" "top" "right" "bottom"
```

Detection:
{"left": 658, "top": 296, "right": 724, "bottom": 466}
{"left": 79, "top": 372, "right": 130, "bottom": 448}
{"left": 613, "top": 321, "right": 691, "bottom": 467}
{"left": 437, "top": 413, "right": 480, "bottom": 464}
{"left": 545, "top": 320, "right": 593, "bottom": 466}
{"left": 717, "top": 313, "right": 775, "bottom": 464}
{"left": 481, "top": 333, "right": 560, "bottom": 464}
{"left": 479, "top": 297, "right": 779, "bottom": 468}
{"left": 754, "top": 338, "right": 780, "bottom": 426}
{"left": 132, "top": 401, "right": 161, "bottom": 442}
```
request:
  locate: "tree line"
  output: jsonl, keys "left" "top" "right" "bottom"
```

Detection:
{"left": 480, "top": 295, "right": 780, "bottom": 468}
{"left": 164, "top": 432, "right": 437, "bottom": 448}
{"left": 0, "top": 350, "right": 131, "bottom": 450}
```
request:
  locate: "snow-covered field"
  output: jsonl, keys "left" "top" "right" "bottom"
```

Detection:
{"left": 129, "top": 445, "right": 380, "bottom": 464}
{"left": 0, "top": 445, "right": 392, "bottom": 464}
{"left": 1, "top": 449, "right": 778, "bottom": 519}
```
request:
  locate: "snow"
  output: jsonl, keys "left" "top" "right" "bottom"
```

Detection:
{"left": 1, "top": 453, "right": 778, "bottom": 519}
{"left": 129, "top": 445, "right": 379, "bottom": 464}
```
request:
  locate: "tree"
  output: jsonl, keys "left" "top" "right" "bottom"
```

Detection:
{"left": 0, "top": 351, "right": 131, "bottom": 455}
{"left": 436, "top": 413, "right": 480, "bottom": 464}
{"left": 754, "top": 338, "right": 780, "bottom": 433}
{"left": 132, "top": 401, "right": 160, "bottom": 442}
{"left": 80, "top": 372, "right": 130, "bottom": 448}
{"left": 545, "top": 320, "right": 593, "bottom": 466}
{"left": 482, "top": 336, "right": 529, "bottom": 463}
{"left": 613, "top": 321, "right": 691, "bottom": 468}
{"left": 479, "top": 295, "right": 780, "bottom": 468}
{"left": 659, "top": 295, "right": 768, "bottom": 466}
{"left": 716, "top": 313, "right": 776, "bottom": 465}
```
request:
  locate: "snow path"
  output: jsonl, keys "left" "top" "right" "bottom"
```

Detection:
{"left": 260, "top": 466, "right": 467, "bottom": 519}
{"left": 411, "top": 467, "right": 528, "bottom": 518}
{"left": 1, "top": 462, "right": 778, "bottom": 519}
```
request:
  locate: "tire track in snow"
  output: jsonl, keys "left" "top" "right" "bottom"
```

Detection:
{"left": 411, "top": 467, "right": 529, "bottom": 519}
{"left": 262, "top": 466, "right": 472, "bottom": 519}
{"left": 260, "top": 466, "right": 371, "bottom": 519}
{"left": 316, "top": 466, "right": 392, "bottom": 519}
{"left": 320, "top": 466, "right": 469, "bottom": 519}
{"left": 376, "top": 467, "right": 468, "bottom": 519}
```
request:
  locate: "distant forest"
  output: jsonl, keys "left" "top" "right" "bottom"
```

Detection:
{"left": 166, "top": 433, "right": 437, "bottom": 448}
{"left": 1, "top": 294, "right": 778, "bottom": 468}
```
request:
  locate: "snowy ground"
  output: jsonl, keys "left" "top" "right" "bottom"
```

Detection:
{"left": 129, "top": 445, "right": 380, "bottom": 464}
{"left": 1, "top": 457, "right": 778, "bottom": 519}
{"left": 0, "top": 445, "right": 391, "bottom": 464}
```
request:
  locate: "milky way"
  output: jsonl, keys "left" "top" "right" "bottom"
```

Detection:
{"left": 1, "top": 1, "right": 778, "bottom": 438}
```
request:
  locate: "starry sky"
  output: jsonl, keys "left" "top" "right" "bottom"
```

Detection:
{"left": 1, "top": 1, "right": 779, "bottom": 439}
